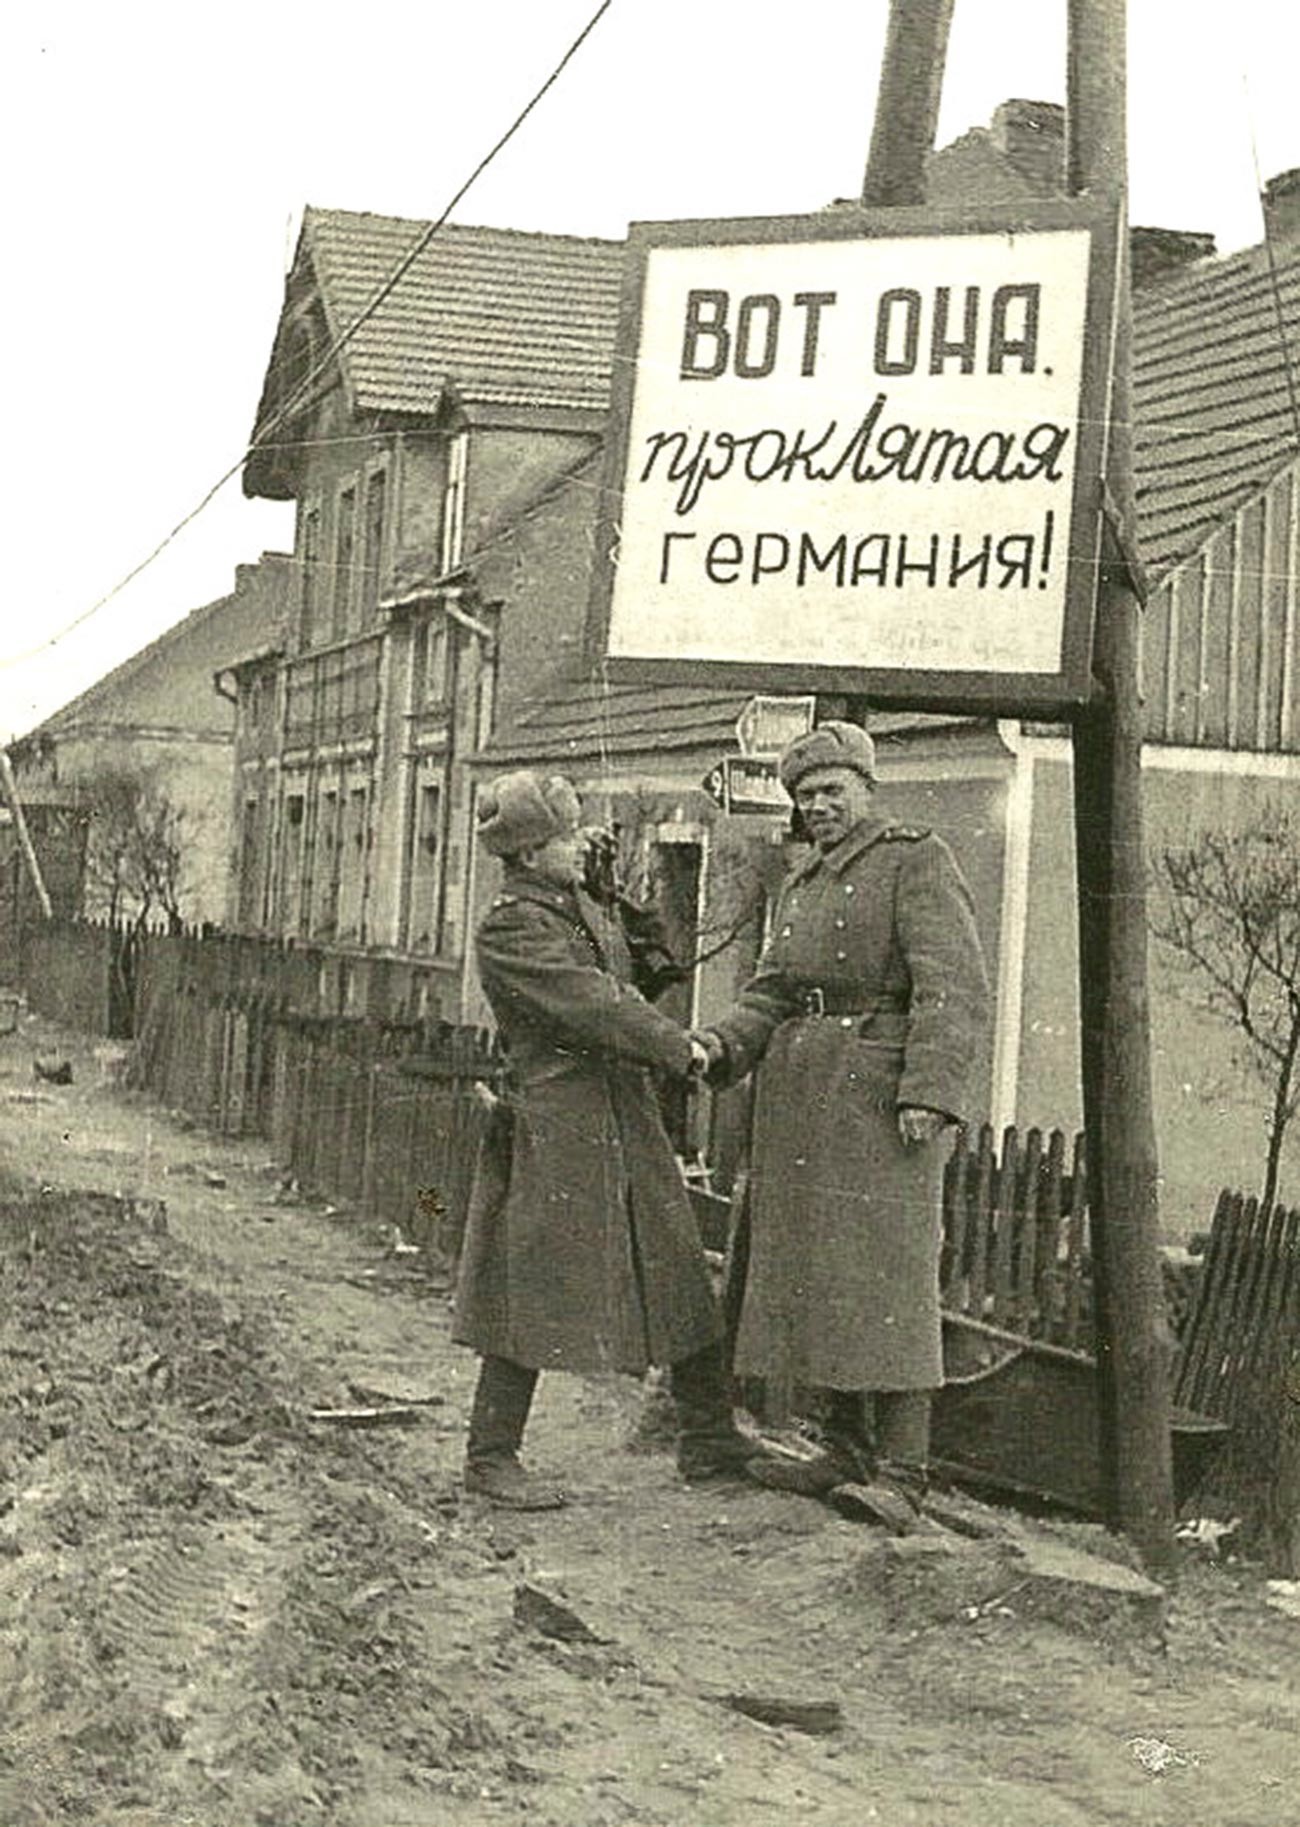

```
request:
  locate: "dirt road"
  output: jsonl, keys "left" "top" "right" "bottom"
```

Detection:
{"left": 2, "top": 1011, "right": 1297, "bottom": 1825}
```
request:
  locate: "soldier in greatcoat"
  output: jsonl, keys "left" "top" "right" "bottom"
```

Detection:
{"left": 453, "top": 769, "right": 768, "bottom": 1509}
{"left": 697, "top": 722, "right": 990, "bottom": 1511}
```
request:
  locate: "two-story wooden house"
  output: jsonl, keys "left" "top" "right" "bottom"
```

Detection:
{"left": 233, "top": 209, "right": 624, "bottom": 999}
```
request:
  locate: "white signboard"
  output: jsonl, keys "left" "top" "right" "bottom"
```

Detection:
{"left": 590, "top": 202, "right": 1118, "bottom": 712}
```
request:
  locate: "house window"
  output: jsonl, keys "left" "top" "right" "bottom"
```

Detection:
{"left": 238, "top": 798, "right": 262, "bottom": 928}
{"left": 332, "top": 486, "right": 356, "bottom": 640}
{"left": 415, "top": 617, "right": 449, "bottom": 707}
{"left": 299, "top": 505, "right": 322, "bottom": 648}
{"left": 360, "top": 468, "right": 387, "bottom": 621}
{"left": 338, "top": 785, "right": 369, "bottom": 941}
{"left": 402, "top": 778, "right": 442, "bottom": 950}
{"left": 314, "top": 788, "right": 341, "bottom": 937}
{"left": 281, "top": 792, "right": 306, "bottom": 929}
{"left": 442, "top": 431, "right": 468, "bottom": 572}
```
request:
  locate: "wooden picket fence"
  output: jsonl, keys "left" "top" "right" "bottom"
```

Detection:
{"left": 127, "top": 927, "right": 500, "bottom": 1262}
{"left": 1174, "top": 1189, "right": 1300, "bottom": 1572}
{"left": 941, "top": 1124, "right": 1091, "bottom": 1348}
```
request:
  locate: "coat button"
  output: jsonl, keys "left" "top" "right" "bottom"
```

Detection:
{"left": 835, "top": 949, "right": 847, "bottom": 961}
{"left": 780, "top": 925, "right": 792, "bottom": 937}
{"left": 844, "top": 884, "right": 855, "bottom": 896}
{"left": 840, "top": 1017, "right": 853, "bottom": 1029}
{"left": 835, "top": 917, "right": 846, "bottom": 929}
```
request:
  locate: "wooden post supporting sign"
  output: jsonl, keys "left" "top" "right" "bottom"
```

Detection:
{"left": 861, "top": 0, "right": 1175, "bottom": 1576}
{"left": 1066, "top": 0, "right": 1176, "bottom": 1577}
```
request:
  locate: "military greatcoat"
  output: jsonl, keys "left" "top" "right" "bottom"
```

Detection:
{"left": 453, "top": 867, "right": 721, "bottom": 1376}
{"left": 712, "top": 814, "right": 989, "bottom": 1392}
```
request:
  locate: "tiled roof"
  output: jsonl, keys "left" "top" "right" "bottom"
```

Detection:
{"left": 481, "top": 680, "right": 751, "bottom": 765}
{"left": 1134, "top": 238, "right": 1300, "bottom": 577}
{"left": 300, "top": 209, "right": 625, "bottom": 417}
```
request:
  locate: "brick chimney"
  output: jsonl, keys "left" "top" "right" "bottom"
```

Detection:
{"left": 1262, "top": 169, "right": 1300, "bottom": 245}
{"left": 990, "top": 99, "right": 1065, "bottom": 197}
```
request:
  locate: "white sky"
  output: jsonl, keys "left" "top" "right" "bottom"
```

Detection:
{"left": 2, "top": 0, "right": 1296, "bottom": 740}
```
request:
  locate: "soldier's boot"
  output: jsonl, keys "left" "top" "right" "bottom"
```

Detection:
{"left": 828, "top": 1389, "right": 931, "bottom": 1527}
{"left": 463, "top": 1355, "right": 567, "bottom": 1510}
{"left": 745, "top": 1387, "right": 874, "bottom": 1496}
{"left": 671, "top": 1343, "right": 768, "bottom": 1483}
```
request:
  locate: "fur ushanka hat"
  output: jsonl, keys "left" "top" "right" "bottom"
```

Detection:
{"left": 777, "top": 721, "right": 876, "bottom": 794}
{"left": 476, "top": 770, "right": 582, "bottom": 858}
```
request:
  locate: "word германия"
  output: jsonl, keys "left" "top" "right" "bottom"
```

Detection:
{"left": 639, "top": 394, "right": 1070, "bottom": 516}
{"left": 657, "top": 513, "right": 1057, "bottom": 594}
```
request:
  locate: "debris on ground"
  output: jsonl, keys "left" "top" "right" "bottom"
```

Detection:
{"left": 718, "top": 1693, "right": 844, "bottom": 1734}
{"left": 2, "top": 1012, "right": 1298, "bottom": 1827}
{"left": 512, "top": 1582, "right": 609, "bottom": 1644}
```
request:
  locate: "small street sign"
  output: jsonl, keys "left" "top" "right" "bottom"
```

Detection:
{"left": 701, "top": 763, "right": 729, "bottom": 812}
{"left": 734, "top": 693, "right": 816, "bottom": 757}
{"left": 701, "top": 755, "right": 789, "bottom": 816}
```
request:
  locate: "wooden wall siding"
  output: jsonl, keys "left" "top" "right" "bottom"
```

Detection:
{"left": 1145, "top": 463, "right": 1300, "bottom": 751}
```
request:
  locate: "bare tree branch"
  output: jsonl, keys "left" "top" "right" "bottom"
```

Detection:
{"left": 1151, "top": 807, "right": 1300, "bottom": 1210}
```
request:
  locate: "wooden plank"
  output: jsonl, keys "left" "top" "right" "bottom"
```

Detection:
{"left": 1198, "top": 530, "right": 1234, "bottom": 747}
{"left": 1015, "top": 1128, "right": 1044, "bottom": 1336}
{"left": 1175, "top": 1187, "right": 1236, "bottom": 1406}
{"left": 1240, "top": 1200, "right": 1292, "bottom": 1391}
{"left": 1197, "top": 1195, "right": 1251, "bottom": 1418}
{"left": 987, "top": 1126, "right": 1020, "bottom": 1328}
{"left": 1038, "top": 1128, "right": 1068, "bottom": 1342}
{"left": 1061, "top": 1131, "right": 1089, "bottom": 1349}
{"left": 360, "top": 1061, "right": 379, "bottom": 1217}
{"left": 1225, "top": 1198, "right": 1274, "bottom": 1419}
{"left": 966, "top": 1125, "right": 996, "bottom": 1321}
{"left": 940, "top": 1129, "right": 970, "bottom": 1310}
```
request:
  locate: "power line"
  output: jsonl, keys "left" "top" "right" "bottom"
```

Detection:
{"left": 1243, "top": 75, "right": 1300, "bottom": 454}
{"left": 2, "top": 0, "right": 615, "bottom": 676}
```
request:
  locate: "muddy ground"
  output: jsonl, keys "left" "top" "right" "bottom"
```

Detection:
{"left": 1, "top": 1011, "right": 1297, "bottom": 1826}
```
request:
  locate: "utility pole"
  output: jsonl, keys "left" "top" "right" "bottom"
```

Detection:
{"left": 860, "top": 0, "right": 955, "bottom": 207}
{"left": 1067, "top": 0, "right": 1176, "bottom": 1577}
{"left": 0, "top": 747, "right": 53, "bottom": 920}
{"left": 859, "top": 0, "right": 1174, "bottom": 1576}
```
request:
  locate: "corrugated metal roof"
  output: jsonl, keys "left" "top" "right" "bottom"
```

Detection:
{"left": 301, "top": 209, "right": 625, "bottom": 418}
{"left": 1134, "top": 238, "right": 1300, "bottom": 576}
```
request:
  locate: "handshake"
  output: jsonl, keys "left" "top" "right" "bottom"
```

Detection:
{"left": 686, "top": 1028, "right": 726, "bottom": 1079}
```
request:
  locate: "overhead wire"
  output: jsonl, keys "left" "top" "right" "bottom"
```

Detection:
{"left": 1242, "top": 74, "right": 1300, "bottom": 454}
{"left": 1, "top": 0, "right": 615, "bottom": 675}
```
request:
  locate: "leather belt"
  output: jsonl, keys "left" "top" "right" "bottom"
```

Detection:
{"left": 798, "top": 987, "right": 903, "bottom": 1019}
